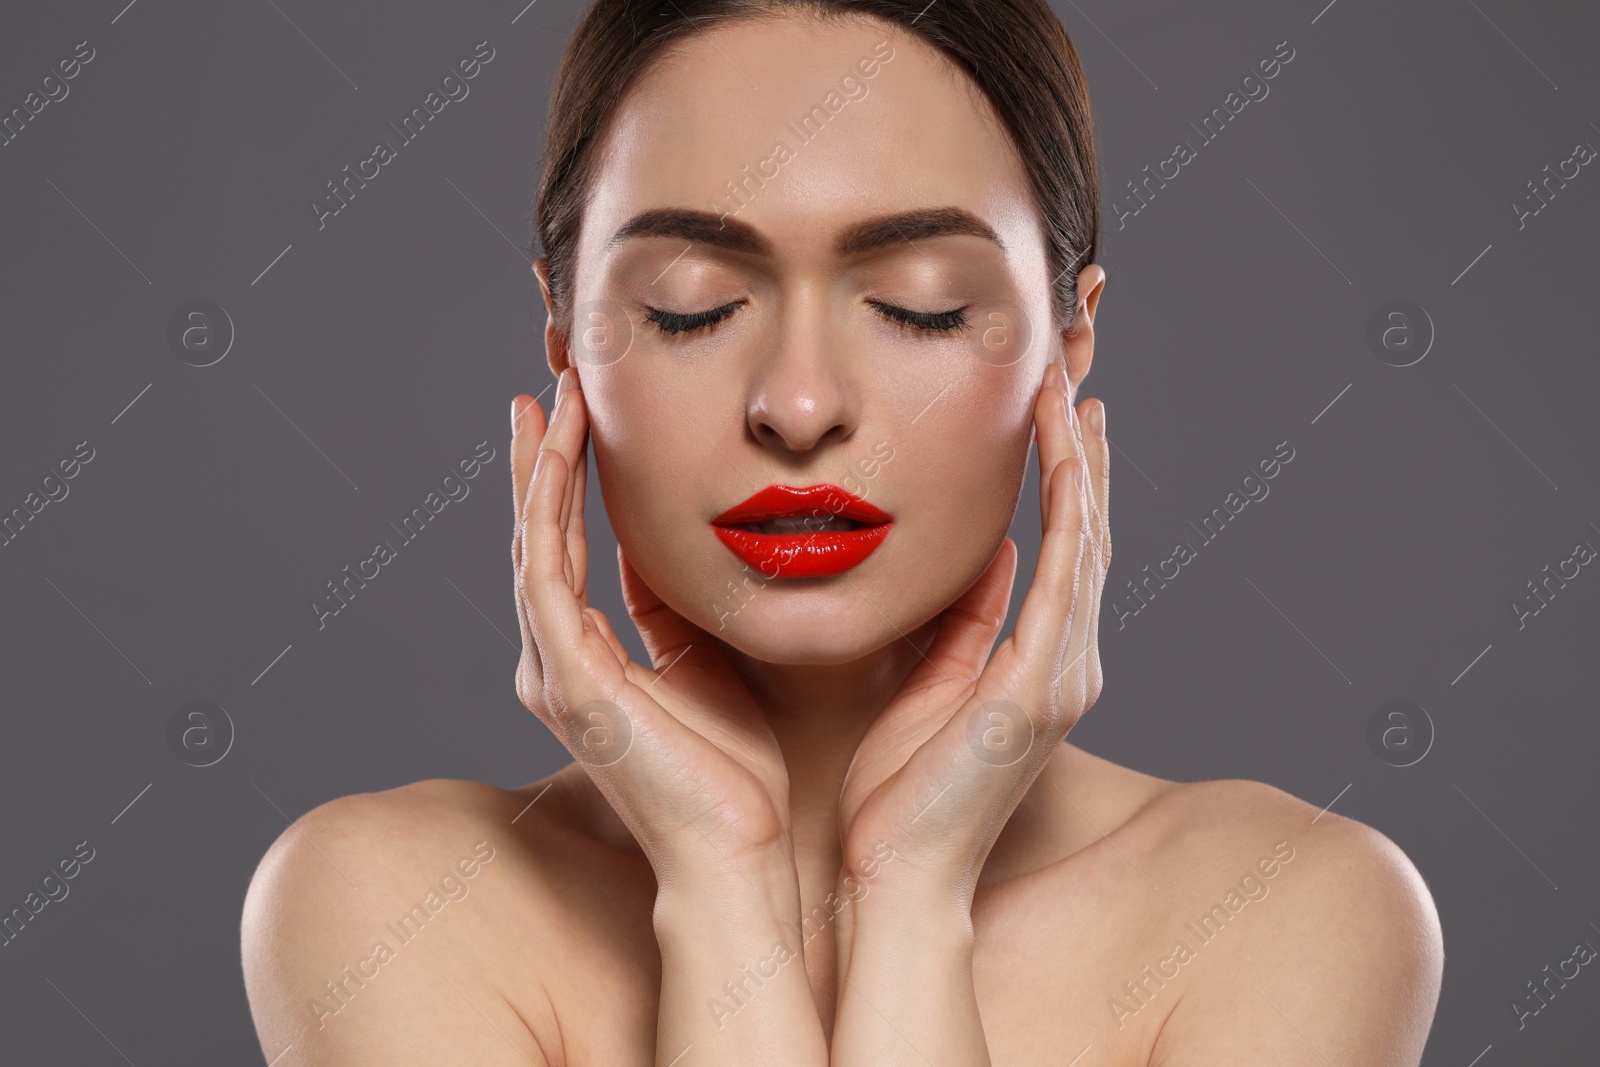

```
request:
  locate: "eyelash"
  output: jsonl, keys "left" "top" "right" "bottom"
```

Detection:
{"left": 867, "top": 300, "right": 971, "bottom": 334}
{"left": 644, "top": 302, "right": 742, "bottom": 336}
{"left": 642, "top": 300, "right": 972, "bottom": 337}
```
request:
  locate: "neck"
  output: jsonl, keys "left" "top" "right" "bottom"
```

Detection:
{"left": 715, "top": 618, "right": 940, "bottom": 874}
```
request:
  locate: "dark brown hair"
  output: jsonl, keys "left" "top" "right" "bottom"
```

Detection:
{"left": 534, "top": 0, "right": 1100, "bottom": 336}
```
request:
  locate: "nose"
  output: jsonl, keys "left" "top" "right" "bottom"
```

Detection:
{"left": 745, "top": 307, "right": 858, "bottom": 453}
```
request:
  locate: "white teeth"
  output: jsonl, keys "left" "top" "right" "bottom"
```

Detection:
{"left": 743, "top": 515, "right": 860, "bottom": 535}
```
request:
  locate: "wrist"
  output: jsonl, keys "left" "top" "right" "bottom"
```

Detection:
{"left": 831, "top": 862, "right": 974, "bottom": 973}
{"left": 849, "top": 874, "right": 974, "bottom": 935}
{"left": 840, "top": 889, "right": 974, "bottom": 989}
{"left": 652, "top": 845, "right": 802, "bottom": 939}
{"left": 844, "top": 839, "right": 974, "bottom": 913}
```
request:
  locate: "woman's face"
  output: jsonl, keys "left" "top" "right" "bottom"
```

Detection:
{"left": 545, "top": 14, "right": 1094, "bottom": 665}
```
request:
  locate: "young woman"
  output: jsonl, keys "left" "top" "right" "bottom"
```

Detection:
{"left": 242, "top": 2, "right": 1444, "bottom": 1063}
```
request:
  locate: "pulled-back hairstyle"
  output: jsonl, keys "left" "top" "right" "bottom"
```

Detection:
{"left": 534, "top": 0, "right": 1099, "bottom": 337}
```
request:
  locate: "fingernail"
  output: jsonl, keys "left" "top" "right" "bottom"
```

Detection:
{"left": 1089, "top": 400, "right": 1106, "bottom": 440}
{"left": 532, "top": 448, "right": 548, "bottom": 481}
{"left": 510, "top": 396, "right": 525, "bottom": 435}
{"left": 552, "top": 371, "right": 571, "bottom": 416}
{"left": 1072, "top": 459, "right": 1084, "bottom": 491}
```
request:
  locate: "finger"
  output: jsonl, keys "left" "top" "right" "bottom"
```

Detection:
{"left": 544, "top": 371, "right": 586, "bottom": 533}
{"left": 541, "top": 372, "right": 588, "bottom": 591}
{"left": 618, "top": 545, "right": 704, "bottom": 670}
{"left": 1071, "top": 399, "right": 1108, "bottom": 587}
{"left": 1067, "top": 397, "right": 1103, "bottom": 544}
{"left": 559, "top": 379, "right": 590, "bottom": 604}
{"left": 907, "top": 537, "right": 1018, "bottom": 690}
{"left": 519, "top": 445, "right": 589, "bottom": 705}
{"left": 1062, "top": 393, "right": 1095, "bottom": 586}
{"left": 1014, "top": 359, "right": 1088, "bottom": 694}
{"left": 1058, "top": 398, "right": 1102, "bottom": 712}
{"left": 510, "top": 392, "right": 550, "bottom": 562}
{"left": 1036, "top": 364, "right": 1075, "bottom": 539}
{"left": 584, "top": 604, "right": 629, "bottom": 667}
{"left": 510, "top": 391, "right": 552, "bottom": 687}
{"left": 568, "top": 441, "right": 590, "bottom": 605}
{"left": 511, "top": 571, "right": 543, "bottom": 695}
{"left": 1077, "top": 398, "right": 1110, "bottom": 707}
{"left": 1011, "top": 453, "right": 1089, "bottom": 699}
{"left": 1083, "top": 398, "right": 1111, "bottom": 575}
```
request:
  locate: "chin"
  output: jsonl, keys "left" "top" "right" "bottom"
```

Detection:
{"left": 704, "top": 588, "right": 922, "bottom": 666}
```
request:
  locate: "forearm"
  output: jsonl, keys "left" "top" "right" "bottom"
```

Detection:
{"left": 652, "top": 856, "right": 829, "bottom": 1066}
{"left": 831, "top": 872, "right": 987, "bottom": 1066}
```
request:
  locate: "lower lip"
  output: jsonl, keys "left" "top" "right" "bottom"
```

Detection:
{"left": 711, "top": 523, "right": 893, "bottom": 578}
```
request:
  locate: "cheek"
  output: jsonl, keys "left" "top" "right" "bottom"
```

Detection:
{"left": 586, "top": 379, "right": 731, "bottom": 624}
{"left": 587, "top": 385, "right": 686, "bottom": 532}
{"left": 911, "top": 373, "right": 1036, "bottom": 516}
{"left": 873, "top": 380, "right": 1036, "bottom": 604}
{"left": 935, "top": 425, "right": 1030, "bottom": 542}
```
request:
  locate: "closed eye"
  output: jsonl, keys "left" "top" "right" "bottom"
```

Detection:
{"left": 642, "top": 299, "right": 973, "bottom": 337}
{"left": 644, "top": 301, "right": 742, "bottom": 336}
{"left": 868, "top": 300, "right": 972, "bottom": 333}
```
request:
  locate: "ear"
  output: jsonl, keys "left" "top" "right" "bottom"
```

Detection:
{"left": 533, "top": 257, "right": 571, "bottom": 380}
{"left": 1059, "top": 263, "right": 1106, "bottom": 404}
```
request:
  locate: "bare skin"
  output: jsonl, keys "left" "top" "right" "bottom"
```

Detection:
{"left": 242, "top": 13, "right": 1443, "bottom": 1066}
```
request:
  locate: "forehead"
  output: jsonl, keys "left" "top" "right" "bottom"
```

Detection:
{"left": 582, "top": 13, "right": 1040, "bottom": 261}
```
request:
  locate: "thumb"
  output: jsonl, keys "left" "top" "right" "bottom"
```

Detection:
{"left": 918, "top": 537, "right": 1019, "bottom": 685}
{"left": 617, "top": 545, "right": 704, "bottom": 670}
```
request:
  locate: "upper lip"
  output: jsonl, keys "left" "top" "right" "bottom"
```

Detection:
{"left": 711, "top": 484, "right": 892, "bottom": 526}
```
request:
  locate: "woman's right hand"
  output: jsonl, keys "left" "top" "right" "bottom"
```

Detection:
{"left": 510, "top": 368, "right": 796, "bottom": 896}
{"left": 513, "top": 366, "right": 829, "bottom": 1064}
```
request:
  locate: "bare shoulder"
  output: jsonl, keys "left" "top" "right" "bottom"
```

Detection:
{"left": 1135, "top": 777, "right": 1441, "bottom": 926}
{"left": 240, "top": 775, "right": 607, "bottom": 1066}
{"left": 1132, "top": 778, "right": 1445, "bottom": 1065}
{"left": 242, "top": 778, "right": 538, "bottom": 949}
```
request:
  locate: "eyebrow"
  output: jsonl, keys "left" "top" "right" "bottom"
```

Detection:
{"left": 607, "top": 206, "right": 1005, "bottom": 258}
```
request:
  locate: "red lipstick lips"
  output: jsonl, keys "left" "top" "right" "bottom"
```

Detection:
{"left": 710, "top": 484, "right": 894, "bottom": 578}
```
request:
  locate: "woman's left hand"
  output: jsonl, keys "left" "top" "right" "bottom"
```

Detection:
{"left": 835, "top": 361, "right": 1110, "bottom": 901}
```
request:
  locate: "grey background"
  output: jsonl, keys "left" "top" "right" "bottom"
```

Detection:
{"left": 1, "top": 0, "right": 1595, "bottom": 1062}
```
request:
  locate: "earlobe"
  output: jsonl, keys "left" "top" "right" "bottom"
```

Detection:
{"left": 544, "top": 316, "right": 571, "bottom": 381}
{"left": 532, "top": 258, "right": 571, "bottom": 380}
{"left": 1061, "top": 262, "right": 1106, "bottom": 394}
{"left": 1060, "top": 325, "right": 1091, "bottom": 398}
